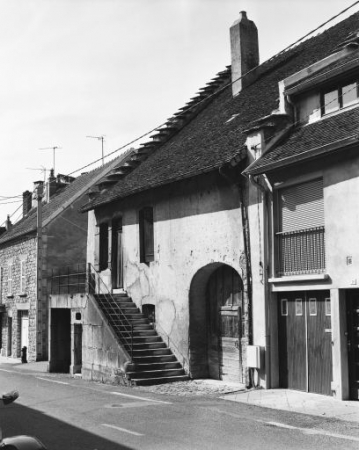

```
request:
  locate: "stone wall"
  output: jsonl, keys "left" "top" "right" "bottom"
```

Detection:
{"left": 0, "top": 233, "right": 38, "bottom": 361}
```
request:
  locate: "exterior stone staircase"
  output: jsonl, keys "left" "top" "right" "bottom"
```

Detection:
{"left": 95, "top": 293, "right": 189, "bottom": 385}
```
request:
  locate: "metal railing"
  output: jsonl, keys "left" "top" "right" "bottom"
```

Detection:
{"left": 277, "top": 226, "right": 325, "bottom": 276}
{"left": 47, "top": 263, "right": 134, "bottom": 360}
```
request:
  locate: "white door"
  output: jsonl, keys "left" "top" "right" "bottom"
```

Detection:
{"left": 21, "top": 312, "right": 29, "bottom": 348}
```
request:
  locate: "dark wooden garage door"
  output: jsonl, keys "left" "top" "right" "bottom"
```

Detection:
{"left": 278, "top": 291, "right": 332, "bottom": 395}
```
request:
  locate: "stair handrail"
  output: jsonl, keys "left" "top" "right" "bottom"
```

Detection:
{"left": 153, "top": 321, "right": 188, "bottom": 372}
{"left": 87, "top": 263, "right": 133, "bottom": 361}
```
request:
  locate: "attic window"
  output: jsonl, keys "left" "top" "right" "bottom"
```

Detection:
{"left": 321, "top": 78, "right": 359, "bottom": 115}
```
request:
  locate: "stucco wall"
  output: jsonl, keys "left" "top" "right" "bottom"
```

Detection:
{"left": 49, "top": 293, "right": 130, "bottom": 382}
{"left": 90, "top": 172, "right": 250, "bottom": 377}
{"left": 324, "top": 153, "right": 359, "bottom": 288}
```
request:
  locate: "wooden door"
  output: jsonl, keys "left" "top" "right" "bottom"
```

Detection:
{"left": 346, "top": 290, "right": 359, "bottom": 400}
{"left": 111, "top": 219, "right": 123, "bottom": 289}
{"left": 278, "top": 294, "right": 306, "bottom": 390}
{"left": 278, "top": 291, "right": 332, "bottom": 395}
{"left": 7, "top": 317, "right": 12, "bottom": 356}
{"left": 307, "top": 292, "right": 332, "bottom": 395}
{"left": 207, "top": 265, "right": 243, "bottom": 382}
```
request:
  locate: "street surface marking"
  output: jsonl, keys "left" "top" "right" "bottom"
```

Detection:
{"left": 0, "top": 368, "right": 17, "bottom": 373}
{"left": 263, "top": 420, "right": 359, "bottom": 442}
{"left": 110, "top": 391, "right": 171, "bottom": 404}
{"left": 102, "top": 423, "right": 144, "bottom": 436}
{"left": 105, "top": 401, "right": 163, "bottom": 409}
{"left": 36, "top": 377, "right": 69, "bottom": 385}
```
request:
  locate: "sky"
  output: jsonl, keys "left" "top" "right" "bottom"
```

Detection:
{"left": 1, "top": 0, "right": 358, "bottom": 225}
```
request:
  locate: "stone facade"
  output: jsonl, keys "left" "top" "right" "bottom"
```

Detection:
{"left": 0, "top": 233, "right": 37, "bottom": 360}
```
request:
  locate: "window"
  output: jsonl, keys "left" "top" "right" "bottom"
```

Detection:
{"left": 281, "top": 299, "right": 288, "bottom": 316}
{"left": 325, "top": 297, "right": 331, "bottom": 316}
{"left": 295, "top": 298, "right": 303, "bottom": 316}
{"left": 321, "top": 79, "right": 359, "bottom": 115}
{"left": 309, "top": 298, "right": 317, "bottom": 316}
{"left": 139, "top": 207, "right": 154, "bottom": 264}
{"left": 99, "top": 223, "right": 109, "bottom": 271}
{"left": 20, "top": 260, "right": 26, "bottom": 294}
{"left": 7, "top": 264, "right": 13, "bottom": 296}
{"left": 276, "top": 178, "right": 325, "bottom": 276}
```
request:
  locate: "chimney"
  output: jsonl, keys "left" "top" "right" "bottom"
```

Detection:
{"left": 22, "top": 190, "right": 32, "bottom": 217}
{"left": 5, "top": 215, "right": 12, "bottom": 231}
{"left": 0, "top": 226, "right": 6, "bottom": 236}
{"left": 45, "top": 169, "right": 57, "bottom": 202}
{"left": 230, "top": 11, "right": 259, "bottom": 97}
{"left": 33, "top": 181, "right": 44, "bottom": 201}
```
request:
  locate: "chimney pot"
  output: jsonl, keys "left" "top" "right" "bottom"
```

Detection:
{"left": 22, "top": 190, "right": 32, "bottom": 217}
{"left": 230, "top": 11, "right": 259, "bottom": 96}
{"left": 5, "top": 214, "right": 12, "bottom": 231}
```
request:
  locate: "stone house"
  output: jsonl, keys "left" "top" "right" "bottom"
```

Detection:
{"left": 0, "top": 156, "right": 128, "bottom": 370}
{"left": 80, "top": 10, "right": 359, "bottom": 393}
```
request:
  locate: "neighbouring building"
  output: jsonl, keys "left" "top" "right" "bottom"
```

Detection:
{"left": 244, "top": 23, "right": 359, "bottom": 400}
{"left": 0, "top": 156, "right": 129, "bottom": 374}
{"left": 80, "top": 9, "right": 359, "bottom": 395}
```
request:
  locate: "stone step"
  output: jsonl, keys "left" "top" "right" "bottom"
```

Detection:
{"left": 127, "top": 361, "right": 181, "bottom": 372}
{"left": 132, "top": 354, "right": 177, "bottom": 364}
{"left": 132, "top": 342, "right": 167, "bottom": 350}
{"left": 127, "top": 368, "right": 185, "bottom": 380}
{"left": 132, "top": 348, "right": 172, "bottom": 357}
{"left": 131, "top": 375, "right": 190, "bottom": 386}
{"left": 132, "top": 335, "right": 162, "bottom": 343}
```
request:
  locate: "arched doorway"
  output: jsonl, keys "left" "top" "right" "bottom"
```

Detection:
{"left": 189, "top": 263, "right": 244, "bottom": 382}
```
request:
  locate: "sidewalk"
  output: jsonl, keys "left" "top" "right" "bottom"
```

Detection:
{"left": 222, "top": 388, "right": 359, "bottom": 423}
{"left": 0, "top": 356, "right": 49, "bottom": 373}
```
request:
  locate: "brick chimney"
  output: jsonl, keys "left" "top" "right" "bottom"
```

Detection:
{"left": 22, "top": 190, "right": 32, "bottom": 217}
{"left": 45, "top": 169, "right": 57, "bottom": 202}
{"left": 230, "top": 11, "right": 259, "bottom": 97}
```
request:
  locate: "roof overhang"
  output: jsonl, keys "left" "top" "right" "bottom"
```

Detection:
{"left": 245, "top": 134, "right": 359, "bottom": 176}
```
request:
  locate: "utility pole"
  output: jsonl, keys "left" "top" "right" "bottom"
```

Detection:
{"left": 34, "top": 181, "right": 44, "bottom": 360}
{"left": 39, "top": 146, "right": 61, "bottom": 174}
{"left": 86, "top": 135, "right": 105, "bottom": 165}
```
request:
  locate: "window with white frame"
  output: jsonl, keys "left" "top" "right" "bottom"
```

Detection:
{"left": 7, "top": 263, "right": 13, "bottom": 296}
{"left": 20, "top": 260, "right": 26, "bottom": 294}
{"left": 321, "top": 78, "right": 359, "bottom": 115}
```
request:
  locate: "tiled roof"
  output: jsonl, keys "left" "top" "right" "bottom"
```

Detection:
{"left": 83, "top": 11, "right": 359, "bottom": 211}
{"left": 245, "top": 106, "right": 359, "bottom": 175}
{"left": 0, "top": 155, "right": 126, "bottom": 245}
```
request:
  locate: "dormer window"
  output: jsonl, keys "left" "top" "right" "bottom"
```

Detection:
{"left": 321, "top": 79, "right": 358, "bottom": 115}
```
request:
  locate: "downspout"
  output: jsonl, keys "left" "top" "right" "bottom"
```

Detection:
{"left": 34, "top": 182, "right": 44, "bottom": 361}
{"left": 248, "top": 173, "right": 273, "bottom": 389}
{"left": 219, "top": 166, "right": 253, "bottom": 349}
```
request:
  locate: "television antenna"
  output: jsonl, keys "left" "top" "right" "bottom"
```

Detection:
{"left": 86, "top": 135, "right": 105, "bottom": 165}
{"left": 26, "top": 166, "right": 48, "bottom": 182}
{"left": 39, "top": 146, "right": 61, "bottom": 173}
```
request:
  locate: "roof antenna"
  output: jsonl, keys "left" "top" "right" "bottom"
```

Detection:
{"left": 86, "top": 135, "right": 105, "bottom": 165}
{"left": 39, "top": 146, "right": 61, "bottom": 174}
{"left": 26, "top": 166, "right": 48, "bottom": 183}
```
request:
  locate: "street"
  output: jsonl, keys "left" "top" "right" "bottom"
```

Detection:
{"left": 1, "top": 365, "right": 359, "bottom": 450}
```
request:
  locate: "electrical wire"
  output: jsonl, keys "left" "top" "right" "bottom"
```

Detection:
{"left": 1, "top": 1, "right": 359, "bottom": 227}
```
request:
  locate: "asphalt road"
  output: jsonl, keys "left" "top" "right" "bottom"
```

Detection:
{"left": 1, "top": 365, "right": 359, "bottom": 450}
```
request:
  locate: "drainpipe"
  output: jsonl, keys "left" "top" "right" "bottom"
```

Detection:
{"left": 34, "top": 181, "right": 44, "bottom": 360}
{"left": 248, "top": 173, "right": 273, "bottom": 389}
{"left": 219, "top": 166, "right": 253, "bottom": 348}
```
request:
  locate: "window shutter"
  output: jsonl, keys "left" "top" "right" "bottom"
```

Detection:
{"left": 280, "top": 179, "right": 324, "bottom": 232}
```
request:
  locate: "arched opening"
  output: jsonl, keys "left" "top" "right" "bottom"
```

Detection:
{"left": 189, "top": 263, "right": 244, "bottom": 382}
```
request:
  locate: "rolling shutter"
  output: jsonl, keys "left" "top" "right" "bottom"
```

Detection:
{"left": 280, "top": 179, "right": 324, "bottom": 232}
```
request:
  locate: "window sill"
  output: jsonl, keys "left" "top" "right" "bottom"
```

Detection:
{"left": 6, "top": 294, "right": 14, "bottom": 299}
{"left": 19, "top": 293, "right": 27, "bottom": 298}
{"left": 269, "top": 273, "right": 329, "bottom": 283}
